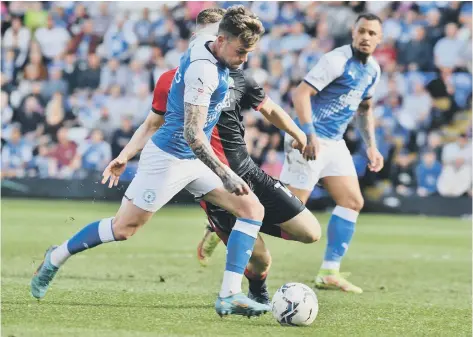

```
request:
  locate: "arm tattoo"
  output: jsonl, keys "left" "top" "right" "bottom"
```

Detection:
{"left": 356, "top": 99, "right": 377, "bottom": 148}
{"left": 183, "top": 102, "right": 228, "bottom": 178}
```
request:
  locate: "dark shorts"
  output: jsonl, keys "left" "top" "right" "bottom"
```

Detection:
{"left": 200, "top": 165, "right": 305, "bottom": 241}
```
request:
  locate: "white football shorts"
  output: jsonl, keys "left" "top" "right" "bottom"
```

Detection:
{"left": 280, "top": 133, "right": 357, "bottom": 191}
{"left": 125, "top": 140, "right": 223, "bottom": 212}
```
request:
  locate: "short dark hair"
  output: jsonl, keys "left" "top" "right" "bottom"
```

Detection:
{"left": 355, "top": 13, "right": 383, "bottom": 24}
{"left": 196, "top": 8, "right": 226, "bottom": 25}
{"left": 218, "top": 5, "right": 265, "bottom": 48}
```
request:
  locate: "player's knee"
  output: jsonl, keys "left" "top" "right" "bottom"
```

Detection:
{"left": 236, "top": 200, "right": 265, "bottom": 221}
{"left": 340, "top": 196, "right": 364, "bottom": 213}
{"left": 302, "top": 227, "right": 322, "bottom": 244}
{"left": 300, "top": 220, "right": 322, "bottom": 244}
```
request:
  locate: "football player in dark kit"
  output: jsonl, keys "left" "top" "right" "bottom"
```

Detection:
{"left": 196, "top": 67, "right": 322, "bottom": 304}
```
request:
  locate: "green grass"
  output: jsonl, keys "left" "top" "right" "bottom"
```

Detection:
{"left": 1, "top": 199, "right": 471, "bottom": 337}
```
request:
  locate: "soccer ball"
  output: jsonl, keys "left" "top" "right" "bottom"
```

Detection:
{"left": 271, "top": 282, "right": 319, "bottom": 326}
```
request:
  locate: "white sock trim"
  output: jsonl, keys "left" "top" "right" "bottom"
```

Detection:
{"left": 220, "top": 270, "right": 243, "bottom": 298}
{"left": 50, "top": 242, "right": 71, "bottom": 267}
{"left": 233, "top": 219, "right": 260, "bottom": 239}
{"left": 98, "top": 217, "right": 115, "bottom": 242}
{"left": 321, "top": 261, "right": 341, "bottom": 271}
{"left": 333, "top": 206, "right": 359, "bottom": 223}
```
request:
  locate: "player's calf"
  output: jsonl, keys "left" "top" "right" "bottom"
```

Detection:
{"left": 244, "top": 235, "right": 271, "bottom": 305}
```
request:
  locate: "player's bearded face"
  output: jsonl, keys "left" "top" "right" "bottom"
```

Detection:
{"left": 352, "top": 19, "right": 382, "bottom": 55}
{"left": 218, "top": 36, "right": 255, "bottom": 69}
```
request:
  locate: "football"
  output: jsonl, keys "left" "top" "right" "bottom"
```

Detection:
{"left": 271, "top": 282, "right": 319, "bottom": 326}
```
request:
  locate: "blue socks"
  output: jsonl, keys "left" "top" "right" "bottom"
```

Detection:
{"left": 50, "top": 217, "right": 116, "bottom": 267}
{"left": 220, "top": 218, "right": 262, "bottom": 298}
{"left": 322, "top": 206, "right": 358, "bottom": 271}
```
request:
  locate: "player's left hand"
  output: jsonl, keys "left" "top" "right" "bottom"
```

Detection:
{"left": 366, "top": 146, "right": 384, "bottom": 172}
{"left": 291, "top": 132, "right": 307, "bottom": 154}
{"left": 102, "top": 155, "right": 128, "bottom": 188}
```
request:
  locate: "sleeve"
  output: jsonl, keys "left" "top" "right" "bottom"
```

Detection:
{"left": 184, "top": 61, "right": 219, "bottom": 107}
{"left": 241, "top": 71, "right": 267, "bottom": 111}
{"left": 364, "top": 65, "right": 381, "bottom": 100}
{"left": 304, "top": 52, "right": 345, "bottom": 91}
{"left": 151, "top": 69, "right": 176, "bottom": 115}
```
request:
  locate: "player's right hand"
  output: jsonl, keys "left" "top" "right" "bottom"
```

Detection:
{"left": 101, "top": 156, "right": 128, "bottom": 188}
{"left": 222, "top": 170, "right": 251, "bottom": 196}
{"left": 291, "top": 131, "right": 307, "bottom": 154}
{"left": 302, "top": 134, "right": 320, "bottom": 161}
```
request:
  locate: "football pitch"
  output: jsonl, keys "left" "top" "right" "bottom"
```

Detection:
{"left": 1, "top": 199, "right": 471, "bottom": 337}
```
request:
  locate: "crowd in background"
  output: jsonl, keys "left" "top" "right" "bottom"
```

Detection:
{"left": 1, "top": 1, "right": 472, "bottom": 199}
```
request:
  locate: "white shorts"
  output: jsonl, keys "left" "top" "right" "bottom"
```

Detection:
{"left": 125, "top": 141, "right": 223, "bottom": 212}
{"left": 280, "top": 133, "right": 357, "bottom": 191}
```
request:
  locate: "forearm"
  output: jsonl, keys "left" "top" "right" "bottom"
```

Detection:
{"left": 185, "top": 130, "right": 229, "bottom": 178}
{"left": 183, "top": 102, "right": 229, "bottom": 179}
{"left": 261, "top": 102, "right": 303, "bottom": 140}
{"left": 356, "top": 101, "right": 377, "bottom": 148}
{"left": 119, "top": 117, "right": 163, "bottom": 160}
{"left": 293, "top": 90, "right": 313, "bottom": 126}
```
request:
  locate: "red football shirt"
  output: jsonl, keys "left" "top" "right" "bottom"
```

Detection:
{"left": 151, "top": 68, "right": 178, "bottom": 115}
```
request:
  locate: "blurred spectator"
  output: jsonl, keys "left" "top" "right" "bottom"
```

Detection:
{"left": 426, "top": 67, "right": 457, "bottom": 128}
{"left": 398, "top": 81, "right": 433, "bottom": 131}
{"left": 426, "top": 8, "right": 443, "bottom": 46}
{"left": 1, "top": 125, "right": 33, "bottom": 178}
{"left": 62, "top": 53, "right": 80, "bottom": 93}
{"left": 75, "top": 129, "right": 112, "bottom": 173}
{"left": 49, "top": 127, "right": 78, "bottom": 179}
{"left": 30, "top": 144, "right": 57, "bottom": 178}
{"left": 415, "top": 150, "right": 442, "bottom": 197}
{"left": 90, "top": 3, "right": 113, "bottom": 37}
{"left": 27, "top": 48, "right": 49, "bottom": 80}
{"left": 314, "top": 19, "right": 335, "bottom": 54}
{"left": 111, "top": 116, "right": 135, "bottom": 158}
{"left": 34, "top": 14, "right": 70, "bottom": 63}
{"left": 134, "top": 8, "right": 152, "bottom": 45}
{"left": 99, "top": 58, "right": 129, "bottom": 94}
{"left": 390, "top": 150, "right": 416, "bottom": 196}
{"left": 67, "top": 19, "right": 101, "bottom": 61}
{"left": 102, "top": 16, "right": 138, "bottom": 62}
{"left": 434, "top": 23, "right": 462, "bottom": 69}
{"left": 425, "top": 131, "right": 443, "bottom": 160}
{"left": 151, "top": 18, "right": 179, "bottom": 54}
{"left": 373, "top": 39, "right": 397, "bottom": 68}
{"left": 245, "top": 56, "right": 269, "bottom": 87}
{"left": 1, "top": 91, "right": 14, "bottom": 135}
{"left": 128, "top": 84, "right": 153, "bottom": 126}
{"left": 41, "top": 67, "right": 68, "bottom": 101}
{"left": 102, "top": 84, "right": 131, "bottom": 131}
{"left": 13, "top": 95, "right": 44, "bottom": 140}
{"left": 281, "top": 22, "right": 311, "bottom": 53}
{"left": 43, "top": 92, "right": 70, "bottom": 143}
{"left": 23, "top": 2, "right": 48, "bottom": 31}
{"left": 68, "top": 3, "right": 89, "bottom": 36}
{"left": 251, "top": 2, "right": 278, "bottom": 31}
{"left": 401, "top": 26, "right": 433, "bottom": 71}
{"left": 164, "top": 39, "right": 188, "bottom": 69}
{"left": 3, "top": 16, "right": 30, "bottom": 67}
{"left": 75, "top": 53, "right": 101, "bottom": 90}
{"left": 2, "top": 49, "right": 17, "bottom": 84}
{"left": 437, "top": 135, "right": 472, "bottom": 197}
